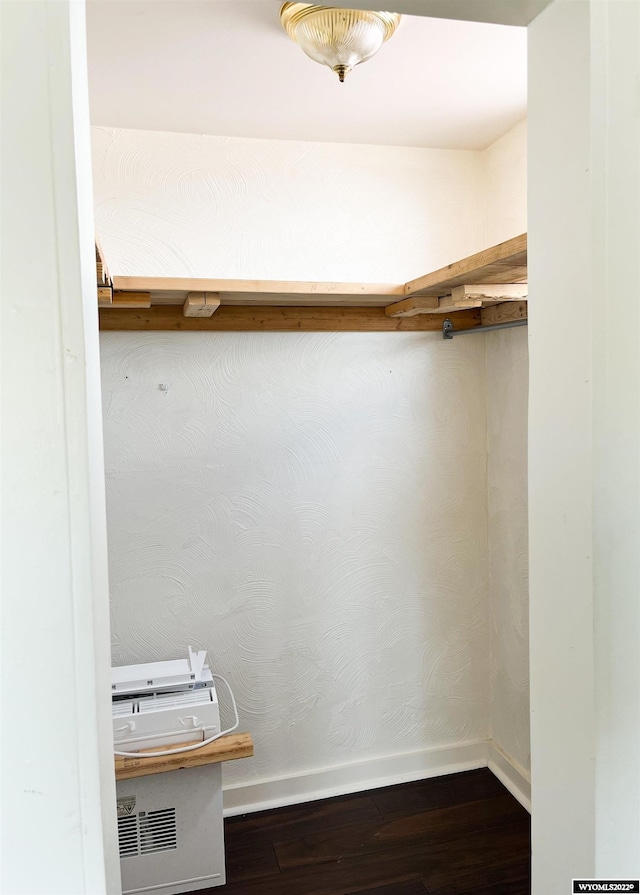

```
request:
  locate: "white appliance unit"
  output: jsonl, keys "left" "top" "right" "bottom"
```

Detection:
{"left": 113, "top": 649, "right": 227, "bottom": 894}
{"left": 112, "top": 647, "right": 220, "bottom": 752}
{"left": 113, "top": 687, "right": 221, "bottom": 753}
{"left": 116, "top": 764, "right": 225, "bottom": 895}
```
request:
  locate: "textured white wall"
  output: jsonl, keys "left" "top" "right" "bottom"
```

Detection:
{"left": 101, "top": 331, "right": 490, "bottom": 789}
{"left": 482, "top": 119, "right": 527, "bottom": 246}
{"left": 91, "top": 127, "right": 484, "bottom": 283}
{"left": 486, "top": 328, "right": 530, "bottom": 773}
{"left": 482, "top": 119, "right": 530, "bottom": 775}
{"left": 96, "top": 123, "right": 531, "bottom": 800}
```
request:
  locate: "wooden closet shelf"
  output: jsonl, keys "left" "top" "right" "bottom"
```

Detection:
{"left": 96, "top": 234, "right": 527, "bottom": 330}
{"left": 99, "top": 305, "right": 482, "bottom": 332}
{"left": 404, "top": 233, "right": 527, "bottom": 298}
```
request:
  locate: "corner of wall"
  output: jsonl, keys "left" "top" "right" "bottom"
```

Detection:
{"left": 481, "top": 118, "right": 528, "bottom": 248}
{"left": 487, "top": 740, "right": 531, "bottom": 813}
{"left": 481, "top": 120, "right": 530, "bottom": 776}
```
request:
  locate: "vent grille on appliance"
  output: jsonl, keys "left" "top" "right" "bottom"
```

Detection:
{"left": 118, "top": 815, "right": 139, "bottom": 859}
{"left": 138, "top": 689, "right": 212, "bottom": 713}
{"left": 118, "top": 808, "right": 177, "bottom": 859}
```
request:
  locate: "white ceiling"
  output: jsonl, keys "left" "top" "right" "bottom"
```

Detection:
{"left": 331, "top": 0, "right": 549, "bottom": 27}
{"left": 86, "top": 1, "right": 527, "bottom": 151}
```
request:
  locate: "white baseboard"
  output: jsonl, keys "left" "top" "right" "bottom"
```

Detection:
{"left": 223, "top": 740, "right": 487, "bottom": 817}
{"left": 223, "top": 738, "right": 531, "bottom": 817}
{"left": 487, "top": 741, "right": 531, "bottom": 813}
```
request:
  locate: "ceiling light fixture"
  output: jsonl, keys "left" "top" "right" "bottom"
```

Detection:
{"left": 279, "top": 3, "right": 401, "bottom": 83}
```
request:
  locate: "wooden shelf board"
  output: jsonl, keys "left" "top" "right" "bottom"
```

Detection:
{"left": 111, "top": 276, "right": 405, "bottom": 304}
{"left": 147, "top": 292, "right": 399, "bottom": 308}
{"left": 99, "top": 305, "right": 482, "bottom": 333}
{"left": 480, "top": 300, "right": 528, "bottom": 326}
{"left": 387, "top": 292, "right": 528, "bottom": 319}
{"left": 114, "top": 732, "right": 253, "bottom": 781}
{"left": 404, "top": 234, "right": 527, "bottom": 298}
{"left": 98, "top": 235, "right": 527, "bottom": 325}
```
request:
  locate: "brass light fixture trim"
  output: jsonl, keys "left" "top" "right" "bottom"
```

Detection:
{"left": 280, "top": 3, "right": 401, "bottom": 82}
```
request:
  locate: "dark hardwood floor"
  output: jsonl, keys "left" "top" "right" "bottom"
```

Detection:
{"left": 201, "top": 768, "right": 531, "bottom": 895}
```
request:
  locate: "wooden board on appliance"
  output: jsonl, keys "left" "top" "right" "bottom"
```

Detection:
{"left": 114, "top": 732, "right": 254, "bottom": 781}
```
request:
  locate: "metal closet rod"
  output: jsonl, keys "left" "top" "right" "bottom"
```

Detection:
{"left": 443, "top": 317, "right": 527, "bottom": 339}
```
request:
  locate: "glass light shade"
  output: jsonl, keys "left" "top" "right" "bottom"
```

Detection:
{"left": 280, "top": 4, "right": 401, "bottom": 82}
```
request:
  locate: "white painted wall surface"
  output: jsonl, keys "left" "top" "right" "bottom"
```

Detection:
{"left": 0, "top": 1, "right": 119, "bottom": 891}
{"left": 482, "top": 117, "right": 530, "bottom": 779}
{"left": 101, "top": 331, "right": 490, "bottom": 800}
{"left": 529, "top": 3, "right": 596, "bottom": 884}
{"left": 590, "top": 0, "right": 640, "bottom": 874}
{"left": 486, "top": 329, "right": 530, "bottom": 774}
{"left": 91, "top": 127, "right": 484, "bottom": 283}
{"left": 482, "top": 118, "right": 527, "bottom": 247}
{"left": 529, "top": 0, "right": 640, "bottom": 886}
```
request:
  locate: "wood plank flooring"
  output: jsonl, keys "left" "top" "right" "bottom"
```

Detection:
{"left": 200, "top": 769, "right": 531, "bottom": 895}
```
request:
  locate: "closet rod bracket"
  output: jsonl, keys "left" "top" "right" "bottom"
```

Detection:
{"left": 443, "top": 317, "right": 528, "bottom": 339}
